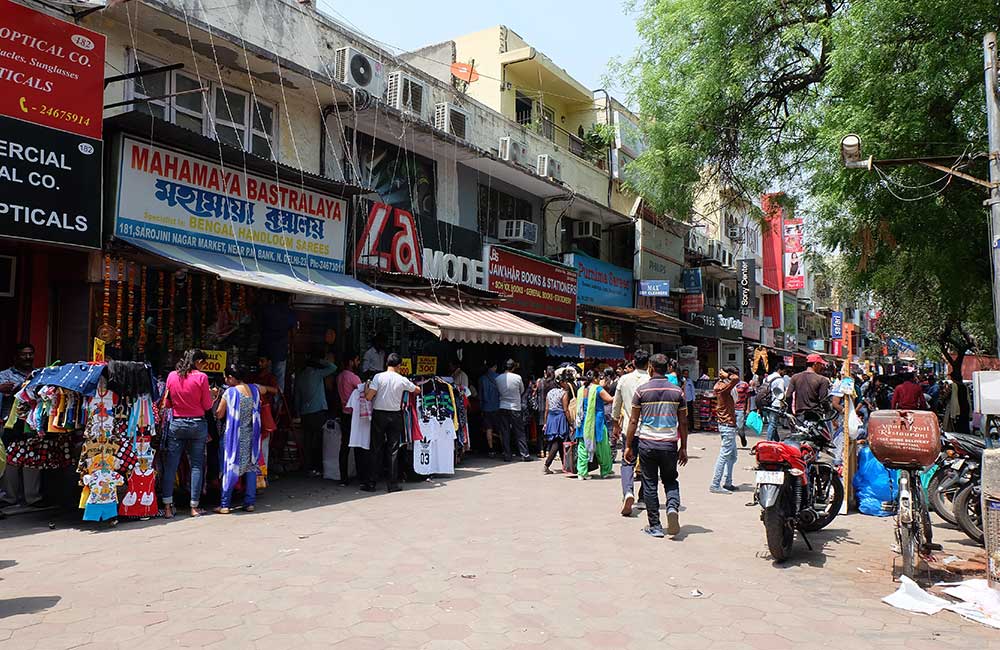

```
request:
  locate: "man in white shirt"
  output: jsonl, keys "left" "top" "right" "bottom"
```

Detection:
{"left": 495, "top": 359, "right": 529, "bottom": 462}
{"left": 612, "top": 349, "right": 650, "bottom": 516}
{"left": 362, "top": 334, "right": 386, "bottom": 376}
{"left": 364, "top": 352, "right": 420, "bottom": 493}
{"left": 762, "top": 366, "right": 789, "bottom": 441}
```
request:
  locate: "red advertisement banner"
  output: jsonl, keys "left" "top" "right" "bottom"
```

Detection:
{"left": 680, "top": 293, "right": 704, "bottom": 314}
{"left": 0, "top": 0, "right": 106, "bottom": 139}
{"left": 486, "top": 246, "right": 577, "bottom": 321}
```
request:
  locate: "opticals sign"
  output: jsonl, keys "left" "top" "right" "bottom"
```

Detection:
{"left": 115, "top": 138, "right": 348, "bottom": 271}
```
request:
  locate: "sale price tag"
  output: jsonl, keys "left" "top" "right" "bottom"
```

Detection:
{"left": 398, "top": 358, "right": 413, "bottom": 375}
{"left": 416, "top": 355, "right": 437, "bottom": 375}
{"left": 202, "top": 350, "right": 227, "bottom": 374}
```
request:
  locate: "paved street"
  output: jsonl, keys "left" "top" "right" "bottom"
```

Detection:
{"left": 1, "top": 431, "right": 996, "bottom": 649}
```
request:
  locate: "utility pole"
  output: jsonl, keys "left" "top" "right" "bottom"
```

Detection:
{"left": 984, "top": 33, "right": 1000, "bottom": 358}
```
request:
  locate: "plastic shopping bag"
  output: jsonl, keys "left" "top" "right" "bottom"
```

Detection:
{"left": 322, "top": 419, "right": 341, "bottom": 480}
{"left": 745, "top": 411, "right": 764, "bottom": 436}
{"left": 847, "top": 403, "right": 863, "bottom": 441}
{"left": 853, "top": 444, "right": 898, "bottom": 517}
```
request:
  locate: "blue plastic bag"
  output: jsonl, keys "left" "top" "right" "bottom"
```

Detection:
{"left": 853, "top": 445, "right": 898, "bottom": 517}
{"left": 745, "top": 411, "right": 764, "bottom": 436}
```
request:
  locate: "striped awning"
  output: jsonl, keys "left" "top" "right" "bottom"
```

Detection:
{"left": 394, "top": 296, "right": 563, "bottom": 347}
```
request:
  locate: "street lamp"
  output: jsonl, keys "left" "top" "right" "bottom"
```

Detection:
{"left": 840, "top": 134, "right": 871, "bottom": 170}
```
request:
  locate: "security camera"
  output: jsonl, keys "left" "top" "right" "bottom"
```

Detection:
{"left": 840, "top": 134, "right": 871, "bottom": 170}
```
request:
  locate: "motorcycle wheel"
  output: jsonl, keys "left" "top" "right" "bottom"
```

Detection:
{"left": 763, "top": 506, "right": 794, "bottom": 562}
{"left": 954, "top": 484, "right": 984, "bottom": 546}
{"left": 800, "top": 468, "right": 844, "bottom": 532}
{"left": 927, "top": 471, "right": 959, "bottom": 525}
{"left": 898, "top": 521, "right": 920, "bottom": 579}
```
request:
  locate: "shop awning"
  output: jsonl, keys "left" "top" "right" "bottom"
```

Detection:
{"left": 121, "top": 238, "right": 435, "bottom": 312}
{"left": 547, "top": 335, "right": 625, "bottom": 360}
{"left": 393, "top": 296, "right": 563, "bottom": 346}
{"left": 582, "top": 305, "right": 696, "bottom": 330}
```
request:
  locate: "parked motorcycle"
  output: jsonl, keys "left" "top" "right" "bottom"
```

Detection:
{"left": 954, "top": 474, "right": 984, "bottom": 545}
{"left": 753, "top": 408, "right": 844, "bottom": 562}
{"left": 927, "top": 432, "right": 984, "bottom": 525}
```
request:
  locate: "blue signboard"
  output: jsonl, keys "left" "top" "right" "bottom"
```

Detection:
{"left": 681, "top": 268, "right": 703, "bottom": 294}
{"left": 565, "top": 252, "right": 633, "bottom": 308}
{"left": 831, "top": 311, "right": 843, "bottom": 340}
{"left": 639, "top": 280, "right": 671, "bottom": 297}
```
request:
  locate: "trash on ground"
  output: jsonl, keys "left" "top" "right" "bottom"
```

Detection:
{"left": 883, "top": 576, "right": 1000, "bottom": 628}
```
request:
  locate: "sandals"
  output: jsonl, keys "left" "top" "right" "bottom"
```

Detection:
{"left": 212, "top": 507, "right": 230, "bottom": 515}
{"left": 162, "top": 504, "right": 176, "bottom": 519}
{"left": 244, "top": 505, "right": 255, "bottom": 513}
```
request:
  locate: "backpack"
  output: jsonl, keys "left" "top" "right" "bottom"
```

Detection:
{"left": 756, "top": 376, "right": 774, "bottom": 409}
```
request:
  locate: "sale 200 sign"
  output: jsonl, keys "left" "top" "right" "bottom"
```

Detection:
{"left": 486, "top": 246, "right": 577, "bottom": 321}
{"left": 0, "top": 0, "right": 106, "bottom": 139}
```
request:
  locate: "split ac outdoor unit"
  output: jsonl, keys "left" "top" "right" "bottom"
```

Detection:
{"left": 498, "top": 136, "right": 529, "bottom": 166}
{"left": 498, "top": 219, "right": 538, "bottom": 245}
{"left": 727, "top": 226, "right": 744, "bottom": 241}
{"left": 708, "top": 239, "right": 725, "bottom": 263}
{"left": 573, "top": 220, "right": 602, "bottom": 242}
{"left": 334, "top": 47, "right": 386, "bottom": 97}
{"left": 686, "top": 230, "right": 706, "bottom": 255}
{"left": 386, "top": 71, "right": 426, "bottom": 119}
{"left": 536, "top": 154, "right": 562, "bottom": 181}
{"left": 433, "top": 102, "right": 469, "bottom": 140}
{"left": 722, "top": 250, "right": 735, "bottom": 269}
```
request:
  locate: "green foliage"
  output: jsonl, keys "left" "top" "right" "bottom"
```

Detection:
{"left": 582, "top": 123, "right": 616, "bottom": 166}
{"left": 622, "top": 0, "right": 1000, "bottom": 358}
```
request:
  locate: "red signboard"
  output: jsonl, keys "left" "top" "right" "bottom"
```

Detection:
{"left": 680, "top": 293, "right": 704, "bottom": 314}
{"left": 486, "top": 246, "right": 577, "bottom": 321}
{"left": 0, "top": 0, "right": 106, "bottom": 139}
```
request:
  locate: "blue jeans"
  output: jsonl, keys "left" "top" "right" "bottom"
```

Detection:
{"left": 736, "top": 410, "right": 746, "bottom": 437}
{"left": 220, "top": 471, "right": 257, "bottom": 508}
{"left": 620, "top": 434, "right": 640, "bottom": 498}
{"left": 712, "top": 425, "right": 738, "bottom": 488}
{"left": 161, "top": 417, "right": 208, "bottom": 507}
{"left": 639, "top": 443, "right": 680, "bottom": 528}
{"left": 765, "top": 411, "right": 780, "bottom": 441}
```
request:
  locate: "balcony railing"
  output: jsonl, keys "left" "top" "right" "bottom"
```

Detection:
{"left": 516, "top": 113, "right": 592, "bottom": 164}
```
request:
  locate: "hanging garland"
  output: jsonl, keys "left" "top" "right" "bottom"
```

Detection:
{"left": 223, "top": 282, "right": 232, "bottom": 320}
{"left": 115, "top": 259, "right": 125, "bottom": 346}
{"left": 126, "top": 262, "right": 135, "bottom": 340}
{"left": 237, "top": 285, "right": 245, "bottom": 319}
{"left": 138, "top": 266, "right": 148, "bottom": 355}
{"left": 168, "top": 274, "right": 176, "bottom": 354}
{"left": 185, "top": 274, "right": 193, "bottom": 344}
{"left": 97, "top": 254, "right": 114, "bottom": 343}
{"left": 200, "top": 275, "right": 208, "bottom": 339}
{"left": 156, "top": 271, "right": 165, "bottom": 345}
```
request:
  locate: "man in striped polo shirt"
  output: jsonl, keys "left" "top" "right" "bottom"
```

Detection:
{"left": 624, "top": 354, "right": 688, "bottom": 538}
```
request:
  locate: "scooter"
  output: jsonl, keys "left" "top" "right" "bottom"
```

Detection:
{"left": 928, "top": 432, "right": 984, "bottom": 525}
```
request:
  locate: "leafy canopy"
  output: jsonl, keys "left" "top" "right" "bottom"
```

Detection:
{"left": 622, "top": 0, "right": 999, "bottom": 357}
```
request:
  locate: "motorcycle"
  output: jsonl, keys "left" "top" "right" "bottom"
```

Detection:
{"left": 753, "top": 408, "right": 844, "bottom": 561}
{"left": 953, "top": 468, "right": 984, "bottom": 545}
{"left": 927, "top": 432, "right": 984, "bottom": 525}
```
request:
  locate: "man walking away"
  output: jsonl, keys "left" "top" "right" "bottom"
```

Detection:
{"left": 891, "top": 372, "right": 928, "bottom": 410}
{"left": 760, "top": 366, "right": 788, "bottom": 441}
{"left": 365, "top": 353, "right": 420, "bottom": 492}
{"left": 495, "top": 359, "right": 530, "bottom": 461}
{"left": 478, "top": 362, "right": 501, "bottom": 457}
{"left": 295, "top": 348, "right": 338, "bottom": 477}
{"left": 710, "top": 366, "right": 740, "bottom": 494}
{"left": 612, "top": 349, "right": 650, "bottom": 516}
{"left": 787, "top": 354, "right": 831, "bottom": 421}
{"left": 624, "top": 353, "right": 688, "bottom": 538}
{"left": 682, "top": 368, "right": 696, "bottom": 431}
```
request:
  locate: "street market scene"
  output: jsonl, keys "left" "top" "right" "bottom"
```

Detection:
{"left": 3, "top": 0, "right": 1000, "bottom": 647}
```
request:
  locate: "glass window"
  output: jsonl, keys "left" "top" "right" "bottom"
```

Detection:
{"left": 215, "top": 123, "right": 244, "bottom": 148}
{"left": 478, "top": 185, "right": 533, "bottom": 239}
{"left": 215, "top": 87, "right": 246, "bottom": 125}
{"left": 251, "top": 134, "right": 271, "bottom": 158}
{"left": 254, "top": 103, "right": 273, "bottom": 135}
{"left": 174, "top": 74, "right": 203, "bottom": 113}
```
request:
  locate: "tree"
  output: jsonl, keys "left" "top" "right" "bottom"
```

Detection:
{"left": 622, "top": 0, "right": 999, "bottom": 430}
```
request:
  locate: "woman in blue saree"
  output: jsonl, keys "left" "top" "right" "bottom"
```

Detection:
{"left": 214, "top": 364, "right": 275, "bottom": 514}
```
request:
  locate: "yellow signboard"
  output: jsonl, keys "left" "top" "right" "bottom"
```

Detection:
{"left": 202, "top": 350, "right": 228, "bottom": 374}
{"left": 416, "top": 355, "right": 437, "bottom": 376}
{"left": 399, "top": 358, "right": 413, "bottom": 375}
{"left": 92, "top": 338, "right": 106, "bottom": 362}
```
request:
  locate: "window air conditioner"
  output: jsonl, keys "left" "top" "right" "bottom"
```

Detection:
{"left": 498, "top": 219, "right": 538, "bottom": 245}
{"left": 433, "top": 103, "right": 468, "bottom": 140}
{"left": 572, "top": 220, "right": 602, "bottom": 242}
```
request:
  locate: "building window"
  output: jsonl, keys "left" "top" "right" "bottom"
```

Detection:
{"left": 478, "top": 185, "right": 533, "bottom": 239}
{"left": 128, "top": 52, "right": 276, "bottom": 159}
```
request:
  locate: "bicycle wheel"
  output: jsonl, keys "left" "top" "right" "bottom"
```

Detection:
{"left": 898, "top": 521, "right": 920, "bottom": 578}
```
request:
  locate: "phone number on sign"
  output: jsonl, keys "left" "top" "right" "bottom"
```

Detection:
{"left": 21, "top": 100, "right": 93, "bottom": 128}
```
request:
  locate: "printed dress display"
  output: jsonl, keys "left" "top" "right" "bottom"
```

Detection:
{"left": 119, "top": 437, "right": 158, "bottom": 518}
{"left": 82, "top": 463, "right": 125, "bottom": 522}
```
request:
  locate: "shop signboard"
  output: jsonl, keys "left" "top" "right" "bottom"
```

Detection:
{"left": 831, "top": 339, "right": 843, "bottom": 356}
{"left": 639, "top": 280, "right": 670, "bottom": 297}
{"left": 564, "top": 252, "right": 632, "bottom": 308}
{"left": 742, "top": 315, "right": 761, "bottom": 341}
{"left": 737, "top": 258, "right": 756, "bottom": 310}
{"left": 831, "top": 311, "right": 843, "bottom": 340}
{"left": 486, "top": 245, "right": 577, "bottom": 321}
{"left": 782, "top": 293, "right": 798, "bottom": 347}
{"left": 783, "top": 217, "right": 805, "bottom": 290}
{"left": 774, "top": 330, "right": 786, "bottom": 349}
{"left": 635, "top": 217, "right": 684, "bottom": 286}
{"left": 115, "top": 138, "right": 349, "bottom": 272}
{"left": 681, "top": 268, "right": 703, "bottom": 294}
{"left": 355, "top": 201, "right": 485, "bottom": 289}
{"left": 92, "top": 337, "right": 105, "bottom": 362}
{"left": 201, "top": 350, "right": 227, "bottom": 374}
{"left": 686, "top": 306, "right": 743, "bottom": 340}
{"left": 0, "top": 0, "right": 106, "bottom": 140}
{"left": 680, "top": 293, "right": 704, "bottom": 314}
{"left": 416, "top": 355, "right": 437, "bottom": 375}
{"left": 807, "top": 339, "right": 826, "bottom": 352}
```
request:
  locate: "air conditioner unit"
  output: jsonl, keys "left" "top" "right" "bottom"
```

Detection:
{"left": 498, "top": 219, "right": 538, "bottom": 245}
{"left": 727, "top": 226, "right": 744, "bottom": 241}
{"left": 686, "top": 230, "right": 707, "bottom": 255}
{"left": 386, "top": 71, "right": 426, "bottom": 119}
{"left": 722, "top": 250, "right": 735, "bottom": 268}
{"left": 498, "top": 136, "right": 529, "bottom": 165}
{"left": 334, "top": 47, "right": 386, "bottom": 97}
{"left": 536, "top": 154, "right": 562, "bottom": 181}
{"left": 572, "top": 220, "right": 602, "bottom": 242}
{"left": 433, "top": 103, "right": 469, "bottom": 140}
{"left": 708, "top": 239, "right": 725, "bottom": 263}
